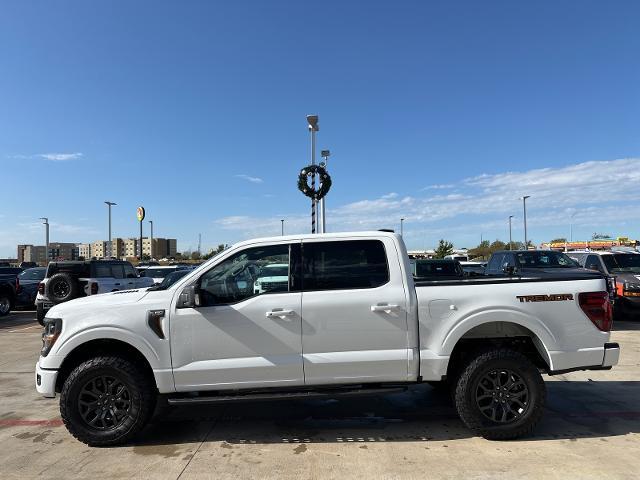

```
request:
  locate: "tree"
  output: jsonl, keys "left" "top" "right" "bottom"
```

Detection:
{"left": 434, "top": 239, "right": 454, "bottom": 259}
{"left": 550, "top": 238, "right": 567, "bottom": 244}
{"left": 592, "top": 232, "right": 611, "bottom": 240}
{"left": 203, "top": 244, "right": 229, "bottom": 260}
{"left": 191, "top": 251, "right": 201, "bottom": 261}
{"left": 468, "top": 240, "right": 490, "bottom": 260}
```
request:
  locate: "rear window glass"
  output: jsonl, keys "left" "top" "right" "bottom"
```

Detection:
{"left": 18, "top": 268, "right": 46, "bottom": 281}
{"left": 302, "top": 240, "right": 389, "bottom": 291}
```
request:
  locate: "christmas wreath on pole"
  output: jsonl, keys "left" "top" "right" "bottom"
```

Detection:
{"left": 298, "top": 164, "right": 332, "bottom": 200}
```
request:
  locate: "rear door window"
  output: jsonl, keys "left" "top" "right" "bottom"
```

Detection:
{"left": 302, "top": 240, "right": 389, "bottom": 291}
{"left": 486, "top": 253, "right": 505, "bottom": 273}
{"left": 94, "top": 264, "right": 112, "bottom": 278}
{"left": 111, "top": 265, "right": 125, "bottom": 279}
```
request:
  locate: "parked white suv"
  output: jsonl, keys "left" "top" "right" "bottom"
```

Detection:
{"left": 36, "top": 260, "right": 154, "bottom": 324}
{"left": 36, "top": 231, "right": 619, "bottom": 446}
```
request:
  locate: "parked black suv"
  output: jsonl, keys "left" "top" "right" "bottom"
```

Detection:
{"left": 0, "top": 267, "right": 23, "bottom": 316}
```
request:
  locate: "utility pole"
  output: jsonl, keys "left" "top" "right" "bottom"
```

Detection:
{"left": 105, "top": 201, "right": 116, "bottom": 258}
{"left": 400, "top": 218, "right": 405, "bottom": 236}
{"left": 39, "top": 217, "right": 49, "bottom": 263}
{"left": 320, "top": 149, "right": 330, "bottom": 233}
{"left": 306, "top": 115, "right": 319, "bottom": 234}
{"left": 508, "top": 216, "right": 513, "bottom": 250}
{"left": 149, "top": 220, "right": 154, "bottom": 260}
{"left": 198, "top": 233, "right": 202, "bottom": 256}
{"left": 522, "top": 196, "right": 530, "bottom": 248}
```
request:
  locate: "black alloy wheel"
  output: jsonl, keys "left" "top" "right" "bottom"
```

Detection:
{"left": 78, "top": 375, "right": 132, "bottom": 430}
{"left": 475, "top": 369, "right": 530, "bottom": 424}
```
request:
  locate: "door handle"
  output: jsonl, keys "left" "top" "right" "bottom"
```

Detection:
{"left": 371, "top": 304, "right": 400, "bottom": 312}
{"left": 266, "top": 309, "right": 294, "bottom": 318}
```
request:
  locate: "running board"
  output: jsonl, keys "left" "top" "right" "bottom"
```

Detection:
{"left": 167, "top": 387, "right": 406, "bottom": 406}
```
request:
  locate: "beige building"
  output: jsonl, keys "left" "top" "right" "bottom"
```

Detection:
{"left": 109, "top": 238, "right": 125, "bottom": 259}
{"left": 78, "top": 243, "right": 92, "bottom": 260}
{"left": 91, "top": 241, "right": 108, "bottom": 259}
{"left": 17, "top": 245, "right": 30, "bottom": 263}
{"left": 24, "top": 245, "right": 47, "bottom": 265}
{"left": 123, "top": 238, "right": 138, "bottom": 258}
{"left": 141, "top": 238, "right": 177, "bottom": 259}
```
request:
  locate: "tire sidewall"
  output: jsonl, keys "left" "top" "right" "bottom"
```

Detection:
{"left": 0, "top": 294, "right": 10, "bottom": 316}
{"left": 61, "top": 361, "right": 145, "bottom": 445}
{"left": 46, "top": 273, "right": 77, "bottom": 304}
{"left": 456, "top": 352, "right": 545, "bottom": 438}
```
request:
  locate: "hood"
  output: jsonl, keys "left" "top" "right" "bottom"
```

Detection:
{"left": 48, "top": 289, "right": 150, "bottom": 317}
{"left": 613, "top": 272, "right": 640, "bottom": 285}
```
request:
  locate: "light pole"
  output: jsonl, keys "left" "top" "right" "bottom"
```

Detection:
{"left": 104, "top": 201, "right": 116, "bottom": 258}
{"left": 508, "top": 215, "right": 513, "bottom": 250}
{"left": 306, "top": 115, "right": 319, "bottom": 234}
{"left": 149, "top": 220, "right": 154, "bottom": 260}
{"left": 400, "top": 218, "right": 405, "bottom": 236}
{"left": 521, "top": 196, "right": 530, "bottom": 248}
{"left": 281, "top": 219, "right": 284, "bottom": 236}
{"left": 319, "top": 149, "right": 330, "bottom": 234}
{"left": 39, "top": 217, "right": 49, "bottom": 263}
{"left": 569, "top": 212, "right": 577, "bottom": 243}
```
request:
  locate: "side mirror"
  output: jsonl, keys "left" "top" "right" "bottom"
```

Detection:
{"left": 502, "top": 264, "right": 517, "bottom": 276}
{"left": 177, "top": 285, "right": 200, "bottom": 308}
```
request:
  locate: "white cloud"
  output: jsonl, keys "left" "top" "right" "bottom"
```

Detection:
{"left": 215, "top": 158, "right": 640, "bottom": 246}
{"left": 8, "top": 152, "right": 83, "bottom": 161}
{"left": 235, "top": 174, "right": 263, "bottom": 184}
{"left": 38, "top": 152, "right": 83, "bottom": 161}
{"left": 421, "top": 183, "right": 454, "bottom": 191}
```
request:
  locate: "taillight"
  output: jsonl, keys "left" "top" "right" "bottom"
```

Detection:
{"left": 579, "top": 291, "right": 613, "bottom": 332}
{"left": 91, "top": 282, "right": 98, "bottom": 295}
{"left": 15, "top": 277, "right": 20, "bottom": 293}
{"left": 38, "top": 282, "right": 44, "bottom": 294}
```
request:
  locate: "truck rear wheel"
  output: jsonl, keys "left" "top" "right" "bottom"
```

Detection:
{"left": 454, "top": 349, "right": 545, "bottom": 440}
{"left": 60, "top": 356, "right": 156, "bottom": 446}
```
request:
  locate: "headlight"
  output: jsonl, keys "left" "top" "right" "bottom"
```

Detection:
{"left": 41, "top": 318, "right": 62, "bottom": 357}
{"left": 624, "top": 282, "right": 640, "bottom": 291}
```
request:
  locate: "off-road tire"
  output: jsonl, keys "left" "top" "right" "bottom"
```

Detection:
{"left": 46, "top": 273, "right": 79, "bottom": 304}
{"left": 36, "top": 303, "right": 45, "bottom": 325}
{"left": 60, "top": 356, "right": 156, "bottom": 446}
{"left": 454, "top": 349, "right": 545, "bottom": 440}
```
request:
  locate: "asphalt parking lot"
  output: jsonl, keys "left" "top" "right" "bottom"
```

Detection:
{"left": 1, "top": 311, "right": 639, "bottom": 479}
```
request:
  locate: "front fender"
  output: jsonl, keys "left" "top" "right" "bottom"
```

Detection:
{"left": 42, "top": 326, "right": 161, "bottom": 370}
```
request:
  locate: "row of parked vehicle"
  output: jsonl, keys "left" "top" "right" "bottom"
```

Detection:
{"left": 413, "top": 247, "right": 640, "bottom": 318}
{"left": 0, "top": 260, "right": 196, "bottom": 323}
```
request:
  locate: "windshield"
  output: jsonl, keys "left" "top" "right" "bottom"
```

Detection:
{"left": 143, "top": 268, "right": 175, "bottom": 279}
{"left": 602, "top": 254, "right": 640, "bottom": 273}
{"left": 514, "top": 251, "right": 578, "bottom": 268}
{"left": 18, "top": 268, "right": 46, "bottom": 281}
{"left": 157, "top": 269, "right": 190, "bottom": 288}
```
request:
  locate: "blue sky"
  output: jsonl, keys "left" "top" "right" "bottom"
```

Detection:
{"left": 1, "top": 1, "right": 639, "bottom": 256}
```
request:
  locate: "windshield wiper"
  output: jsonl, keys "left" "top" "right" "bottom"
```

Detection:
{"left": 147, "top": 284, "right": 168, "bottom": 291}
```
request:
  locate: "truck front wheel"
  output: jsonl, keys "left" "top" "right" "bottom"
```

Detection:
{"left": 454, "top": 349, "right": 545, "bottom": 440}
{"left": 60, "top": 356, "right": 156, "bottom": 446}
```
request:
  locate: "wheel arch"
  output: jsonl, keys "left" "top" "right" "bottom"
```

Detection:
{"left": 444, "top": 318, "right": 555, "bottom": 380}
{"left": 55, "top": 338, "right": 156, "bottom": 393}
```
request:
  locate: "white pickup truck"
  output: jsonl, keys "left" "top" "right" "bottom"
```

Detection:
{"left": 35, "top": 231, "right": 620, "bottom": 446}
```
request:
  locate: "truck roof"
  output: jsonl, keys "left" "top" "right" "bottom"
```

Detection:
{"left": 230, "top": 231, "right": 401, "bottom": 249}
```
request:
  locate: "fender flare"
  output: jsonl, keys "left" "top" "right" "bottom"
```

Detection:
{"left": 441, "top": 308, "right": 556, "bottom": 369}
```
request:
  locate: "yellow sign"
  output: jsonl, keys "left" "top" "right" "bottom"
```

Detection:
{"left": 136, "top": 206, "right": 145, "bottom": 222}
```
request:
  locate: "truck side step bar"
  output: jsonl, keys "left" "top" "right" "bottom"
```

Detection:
{"left": 166, "top": 386, "right": 407, "bottom": 405}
